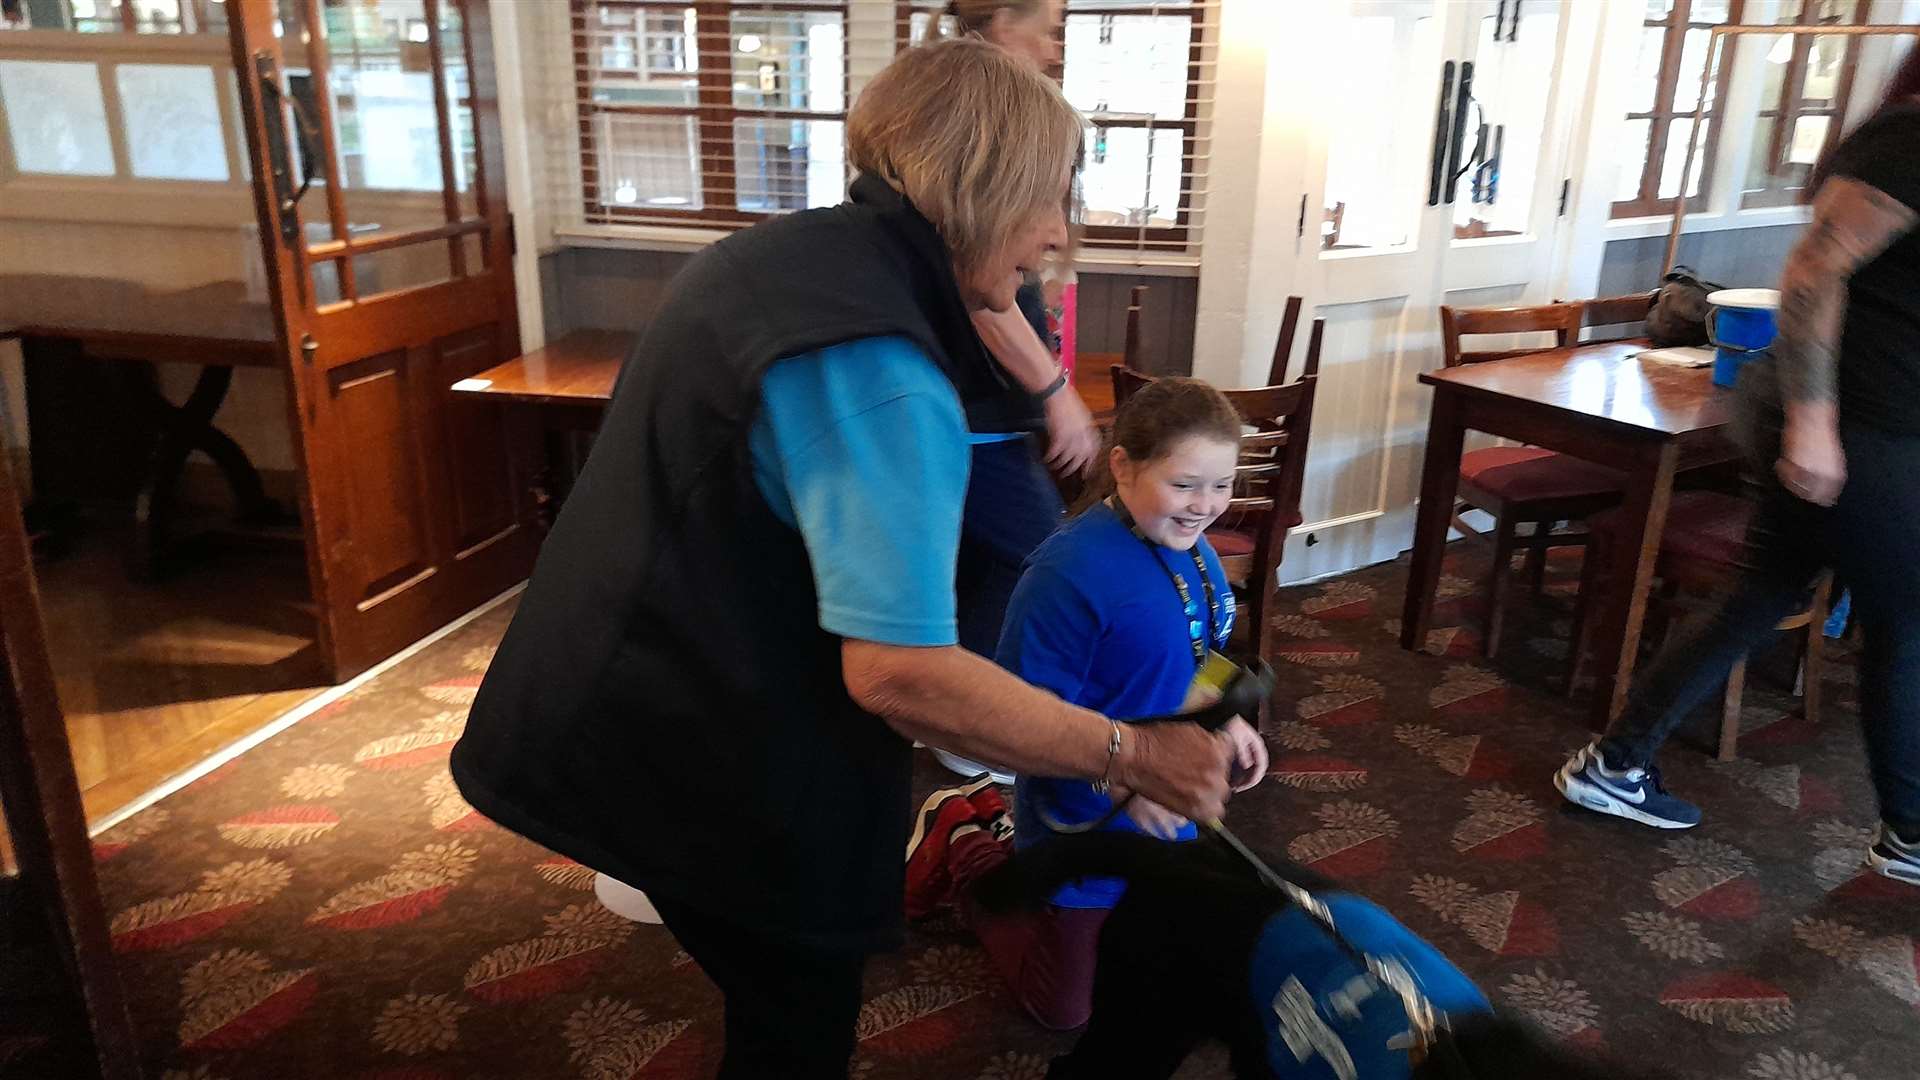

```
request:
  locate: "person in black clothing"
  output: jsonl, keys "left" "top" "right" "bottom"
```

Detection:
{"left": 451, "top": 40, "right": 1237, "bottom": 1080}
{"left": 1556, "top": 50, "right": 1920, "bottom": 886}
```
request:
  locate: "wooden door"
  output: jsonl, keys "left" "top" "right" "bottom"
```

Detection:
{"left": 228, "top": 0, "right": 536, "bottom": 678}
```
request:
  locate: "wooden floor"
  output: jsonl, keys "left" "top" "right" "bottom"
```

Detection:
{"left": 23, "top": 522, "right": 328, "bottom": 829}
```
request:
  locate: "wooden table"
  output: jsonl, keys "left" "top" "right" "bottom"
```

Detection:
{"left": 452, "top": 328, "right": 634, "bottom": 413}
{"left": 1399, "top": 341, "right": 1743, "bottom": 730}
{"left": 1, "top": 275, "right": 284, "bottom": 577}
{"left": 451, "top": 329, "right": 636, "bottom": 522}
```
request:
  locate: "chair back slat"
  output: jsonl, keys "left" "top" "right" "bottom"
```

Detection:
{"left": 1266, "top": 296, "right": 1305, "bottom": 386}
{"left": 1579, "top": 291, "right": 1658, "bottom": 343}
{"left": 1439, "top": 301, "right": 1585, "bottom": 367}
{"left": 1122, "top": 284, "right": 1149, "bottom": 370}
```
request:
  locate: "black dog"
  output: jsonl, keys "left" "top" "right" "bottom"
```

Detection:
{"left": 973, "top": 831, "right": 1670, "bottom": 1080}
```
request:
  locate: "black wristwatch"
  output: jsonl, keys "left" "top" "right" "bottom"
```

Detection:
{"left": 1039, "top": 369, "right": 1069, "bottom": 400}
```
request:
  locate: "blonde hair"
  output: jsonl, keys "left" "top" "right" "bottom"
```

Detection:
{"left": 848, "top": 38, "right": 1081, "bottom": 276}
{"left": 946, "top": 0, "right": 1042, "bottom": 35}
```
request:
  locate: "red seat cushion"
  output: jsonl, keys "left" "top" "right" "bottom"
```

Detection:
{"left": 1459, "top": 447, "right": 1622, "bottom": 503}
{"left": 1590, "top": 490, "right": 1754, "bottom": 568}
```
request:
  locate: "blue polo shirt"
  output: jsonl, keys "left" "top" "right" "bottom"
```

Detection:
{"left": 999, "top": 502, "right": 1234, "bottom": 908}
{"left": 747, "top": 335, "right": 969, "bottom": 647}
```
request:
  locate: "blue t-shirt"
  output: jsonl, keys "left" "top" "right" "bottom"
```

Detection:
{"left": 747, "top": 335, "right": 969, "bottom": 647}
{"left": 1251, "top": 895, "right": 1490, "bottom": 1079}
{"left": 1000, "top": 502, "right": 1235, "bottom": 908}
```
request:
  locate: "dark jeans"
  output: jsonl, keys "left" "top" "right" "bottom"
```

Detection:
{"left": 956, "top": 436, "right": 1066, "bottom": 657}
{"left": 652, "top": 897, "right": 867, "bottom": 1079}
{"left": 1600, "top": 422, "right": 1920, "bottom": 835}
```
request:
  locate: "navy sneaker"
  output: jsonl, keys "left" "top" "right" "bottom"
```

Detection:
{"left": 1554, "top": 742, "right": 1702, "bottom": 830}
{"left": 1866, "top": 824, "right": 1920, "bottom": 887}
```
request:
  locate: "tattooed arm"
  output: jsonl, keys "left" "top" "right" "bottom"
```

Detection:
{"left": 1772, "top": 176, "right": 1918, "bottom": 505}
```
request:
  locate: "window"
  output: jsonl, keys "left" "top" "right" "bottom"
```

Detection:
{"left": 0, "top": 0, "right": 228, "bottom": 34}
{"left": 570, "top": 1, "right": 1211, "bottom": 257}
{"left": 1061, "top": 1, "right": 1206, "bottom": 252}
{"left": 574, "top": 1, "right": 850, "bottom": 224}
{"left": 1740, "top": 0, "right": 1870, "bottom": 208}
{"left": 1612, "top": 0, "right": 1742, "bottom": 219}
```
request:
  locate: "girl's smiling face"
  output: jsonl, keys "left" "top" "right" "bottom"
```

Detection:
{"left": 1111, "top": 434, "right": 1239, "bottom": 550}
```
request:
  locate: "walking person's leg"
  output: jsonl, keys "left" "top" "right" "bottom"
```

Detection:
{"left": 1558, "top": 488, "right": 1825, "bottom": 828}
{"left": 1824, "top": 424, "right": 1920, "bottom": 882}
{"left": 651, "top": 898, "right": 867, "bottom": 1079}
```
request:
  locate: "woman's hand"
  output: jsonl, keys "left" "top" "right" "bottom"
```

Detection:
{"left": 1223, "top": 717, "right": 1269, "bottom": 792}
{"left": 1043, "top": 385, "right": 1101, "bottom": 478}
{"left": 1777, "top": 408, "right": 1846, "bottom": 507}
{"left": 1113, "top": 722, "right": 1231, "bottom": 824}
{"left": 1124, "top": 796, "right": 1190, "bottom": 840}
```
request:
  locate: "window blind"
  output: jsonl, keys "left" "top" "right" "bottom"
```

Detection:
{"left": 559, "top": 0, "right": 1217, "bottom": 260}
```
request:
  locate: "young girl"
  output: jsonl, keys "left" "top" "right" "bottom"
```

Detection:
{"left": 904, "top": 376, "right": 1270, "bottom": 1030}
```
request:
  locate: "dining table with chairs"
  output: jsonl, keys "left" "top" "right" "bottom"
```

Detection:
{"left": 1399, "top": 308, "right": 1750, "bottom": 733}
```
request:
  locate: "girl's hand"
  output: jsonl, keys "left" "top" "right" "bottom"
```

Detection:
{"left": 1223, "top": 716, "right": 1269, "bottom": 791}
{"left": 1124, "top": 796, "right": 1190, "bottom": 840}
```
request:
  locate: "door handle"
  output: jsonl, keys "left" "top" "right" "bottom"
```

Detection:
{"left": 255, "top": 52, "right": 320, "bottom": 246}
{"left": 1473, "top": 124, "right": 1505, "bottom": 206}
{"left": 1443, "top": 62, "right": 1475, "bottom": 205}
{"left": 1427, "top": 61, "right": 1456, "bottom": 207}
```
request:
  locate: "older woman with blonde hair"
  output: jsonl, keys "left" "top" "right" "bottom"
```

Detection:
{"left": 453, "top": 39, "right": 1235, "bottom": 1079}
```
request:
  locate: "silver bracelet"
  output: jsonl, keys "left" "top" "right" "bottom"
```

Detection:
{"left": 1091, "top": 720, "right": 1123, "bottom": 794}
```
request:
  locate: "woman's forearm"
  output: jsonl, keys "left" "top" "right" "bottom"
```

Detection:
{"left": 971, "top": 305, "right": 1059, "bottom": 394}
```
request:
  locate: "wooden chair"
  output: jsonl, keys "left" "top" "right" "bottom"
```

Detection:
{"left": 1440, "top": 301, "right": 1624, "bottom": 657}
{"left": 1579, "top": 291, "right": 1658, "bottom": 343}
{"left": 1569, "top": 490, "right": 1830, "bottom": 760}
{"left": 1109, "top": 319, "right": 1326, "bottom": 664}
{"left": 0, "top": 456, "right": 142, "bottom": 1079}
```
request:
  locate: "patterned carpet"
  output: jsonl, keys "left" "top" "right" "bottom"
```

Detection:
{"left": 8, "top": 544, "right": 1916, "bottom": 1079}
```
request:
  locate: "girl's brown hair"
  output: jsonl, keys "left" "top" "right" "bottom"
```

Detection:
{"left": 847, "top": 37, "right": 1081, "bottom": 277}
{"left": 1076, "top": 376, "right": 1243, "bottom": 512}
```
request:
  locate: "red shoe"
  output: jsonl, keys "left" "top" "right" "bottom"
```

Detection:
{"left": 969, "top": 784, "right": 1014, "bottom": 845}
{"left": 904, "top": 776, "right": 991, "bottom": 919}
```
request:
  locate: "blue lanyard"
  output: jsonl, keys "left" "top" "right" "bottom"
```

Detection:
{"left": 1108, "top": 498, "right": 1218, "bottom": 668}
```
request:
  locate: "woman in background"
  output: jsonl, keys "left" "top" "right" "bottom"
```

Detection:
{"left": 934, "top": 0, "right": 1100, "bottom": 785}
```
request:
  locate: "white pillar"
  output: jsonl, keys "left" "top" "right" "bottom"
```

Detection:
{"left": 1190, "top": 0, "right": 1302, "bottom": 389}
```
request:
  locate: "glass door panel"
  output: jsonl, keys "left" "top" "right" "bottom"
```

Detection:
{"left": 1319, "top": 0, "right": 1446, "bottom": 253}
{"left": 1452, "top": 0, "right": 1562, "bottom": 242}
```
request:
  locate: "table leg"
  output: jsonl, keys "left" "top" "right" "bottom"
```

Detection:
{"left": 1401, "top": 390, "right": 1466, "bottom": 652}
{"left": 129, "top": 363, "right": 283, "bottom": 579}
{"left": 1585, "top": 441, "right": 1680, "bottom": 732}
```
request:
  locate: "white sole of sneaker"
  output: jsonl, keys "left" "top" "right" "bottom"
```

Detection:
{"left": 1865, "top": 847, "right": 1920, "bottom": 886}
{"left": 903, "top": 775, "right": 996, "bottom": 861}
{"left": 1555, "top": 767, "right": 1699, "bottom": 830}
